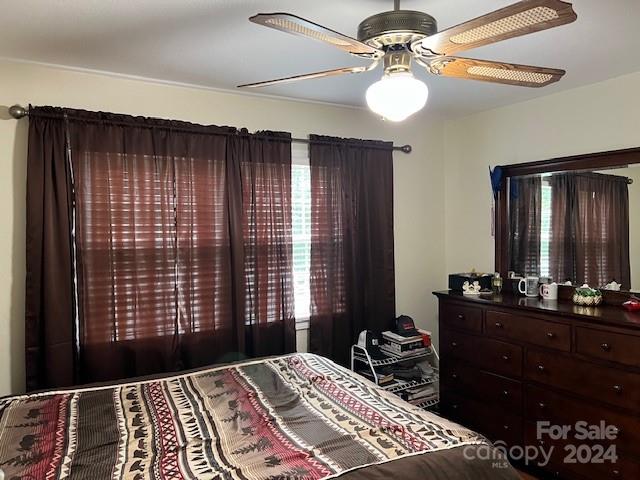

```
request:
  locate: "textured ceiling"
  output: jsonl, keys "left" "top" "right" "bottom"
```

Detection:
{"left": 2, "top": 0, "right": 640, "bottom": 117}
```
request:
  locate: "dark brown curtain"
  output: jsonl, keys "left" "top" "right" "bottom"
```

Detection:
{"left": 25, "top": 106, "right": 294, "bottom": 389}
{"left": 508, "top": 176, "right": 542, "bottom": 276}
{"left": 548, "top": 174, "right": 576, "bottom": 284}
{"left": 234, "top": 130, "right": 296, "bottom": 357}
{"left": 575, "top": 174, "right": 630, "bottom": 288}
{"left": 25, "top": 109, "right": 76, "bottom": 391}
{"left": 308, "top": 135, "right": 395, "bottom": 366}
{"left": 549, "top": 173, "right": 630, "bottom": 288}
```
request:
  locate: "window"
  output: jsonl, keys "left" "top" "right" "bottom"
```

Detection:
{"left": 291, "top": 144, "right": 311, "bottom": 326}
{"left": 539, "top": 178, "right": 553, "bottom": 278}
{"left": 75, "top": 151, "right": 234, "bottom": 344}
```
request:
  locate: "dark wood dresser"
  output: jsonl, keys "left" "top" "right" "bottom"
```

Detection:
{"left": 434, "top": 291, "right": 640, "bottom": 480}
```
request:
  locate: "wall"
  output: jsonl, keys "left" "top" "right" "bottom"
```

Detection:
{"left": 0, "top": 59, "right": 446, "bottom": 396}
{"left": 444, "top": 71, "right": 640, "bottom": 277}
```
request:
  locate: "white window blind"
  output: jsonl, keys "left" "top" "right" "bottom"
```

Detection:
{"left": 539, "top": 178, "right": 553, "bottom": 278}
{"left": 291, "top": 144, "right": 311, "bottom": 327}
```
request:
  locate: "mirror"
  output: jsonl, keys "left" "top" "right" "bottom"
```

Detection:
{"left": 506, "top": 164, "right": 639, "bottom": 292}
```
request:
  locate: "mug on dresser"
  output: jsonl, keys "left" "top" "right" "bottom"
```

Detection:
{"left": 540, "top": 282, "right": 559, "bottom": 300}
{"left": 518, "top": 276, "right": 540, "bottom": 297}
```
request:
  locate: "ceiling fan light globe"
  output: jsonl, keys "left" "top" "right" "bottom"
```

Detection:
{"left": 366, "top": 72, "right": 428, "bottom": 122}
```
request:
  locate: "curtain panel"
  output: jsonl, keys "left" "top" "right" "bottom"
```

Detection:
{"left": 25, "top": 110, "right": 76, "bottom": 391}
{"left": 508, "top": 176, "right": 542, "bottom": 276}
{"left": 308, "top": 135, "right": 396, "bottom": 366}
{"left": 234, "top": 130, "right": 296, "bottom": 357}
{"left": 25, "top": 106, "right": 294, "bottom": 390}
{"left": 548, "top": 174, "right": 577, "bottom": 284}
{"left": 550, "top": 173, "right": 630, "bottom": 288}
{"left": 573, "top": 173, "right": 630, "bottom": 289}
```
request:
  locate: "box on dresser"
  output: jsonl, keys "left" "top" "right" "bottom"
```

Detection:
{"left": 434, "top": 290, "right": 640, "bottom": 480}
{"left": 448, "top": 272, "right": 493, "bottom": 292}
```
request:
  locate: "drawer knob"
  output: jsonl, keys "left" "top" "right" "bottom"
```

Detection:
{"left": 452, "top": 404, "right": 459, "bottom": 410}
{"left": 502, "top": 354, "right": 510, "bottom": 361}
{"left": 601, "top": 343, "right": 611, "bottom": 352}
{"left": 457, "top": 314, "right": 465, "bottom": 320}
{"left": 546, "top": 332, "right": 556, "bottom": 339}
{"left": 613, "top": 384, "right": 623, "bottom": 394}
{"left": 495, "top": 322, "right": 503, "bottom": 328}
{"left": 612, "top": 470, "right": 620, "bottom": 477}
{"left": 538, "top": 402, "right": 546, "bottom": 409}
{"left": 537, "top": 364, "right": 545, "bottom": 372}
{"left": 503, "top": 425, "right": 510, "bottom": 430}
{"left": 451, "top": 342, "right": 458, "bottom": 348}
{"left": 451, "top": 373, "right": 458, "bottom": 380}
{"left": 502, "top": 390, "right": 509, "bottom": 397}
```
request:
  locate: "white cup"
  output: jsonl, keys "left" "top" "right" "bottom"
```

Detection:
{"left": 539, "top": 282, "right": 558, "bottom": 300}
{"left": 518, "top": 276, "right": 540, "bottom": 297}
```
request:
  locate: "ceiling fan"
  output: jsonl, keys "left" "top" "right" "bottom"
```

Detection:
{"left": 238, "top": 0, "right": 577, "bottom": 121}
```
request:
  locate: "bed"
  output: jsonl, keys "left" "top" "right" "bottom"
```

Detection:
{"left": 0, "top": 353, "right": 519, "bottom": 479}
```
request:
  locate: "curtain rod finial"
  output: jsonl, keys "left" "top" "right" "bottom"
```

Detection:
{"left": 400, "top": 144, "right": 412, "bottom": 154}
{"left": 9, "top": 105, "right": 28, "bottom": 119}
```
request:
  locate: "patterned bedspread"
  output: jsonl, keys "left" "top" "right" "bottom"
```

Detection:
{"left": 0, "top": 353, "right": 487, "bottom": 479}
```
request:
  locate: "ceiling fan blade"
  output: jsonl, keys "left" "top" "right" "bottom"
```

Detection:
{"left": 250, "top": 13, "right": 382, "bottom": 56}
{"left": 419, "top": 0, "right": 577, "bottom": 56}
{"left": 238, "top": 65, "right": 372, "bottom": 89}
{"left": 427, "top": 57, "right": 565, "bottom": 87}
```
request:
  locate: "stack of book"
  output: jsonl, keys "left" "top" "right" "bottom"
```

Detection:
{"left": 381, "top": 330, "right": 427, "bottom": 358}
{"left": 357, "top": 368, "right": 395, "bottom": 387}
{"left": 403, "top": 384, "right": 436, "bottom": 405}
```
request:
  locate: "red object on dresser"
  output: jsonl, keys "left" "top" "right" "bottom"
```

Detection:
{"left": 623, "top": 299, "right": 640, "bottom": 312}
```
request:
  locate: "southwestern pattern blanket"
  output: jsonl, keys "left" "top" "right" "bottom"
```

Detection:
{"left": 0, "top": 354, "right": 487, "bottom": 479}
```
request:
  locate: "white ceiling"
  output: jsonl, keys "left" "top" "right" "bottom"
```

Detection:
{"left": 2, "top": 0, "right": 640, "bottom": 117}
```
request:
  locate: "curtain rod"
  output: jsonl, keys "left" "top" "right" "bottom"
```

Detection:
{"left": 533, "top": 170, "right": 634, "bottom": 184}
{"left": 8, "top": 104, "right": 412, "bottom": 154}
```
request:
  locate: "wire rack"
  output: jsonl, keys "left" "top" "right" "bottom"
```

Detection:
{"left": 351, "top": 345, "right": 433, "bottom": 367}
{"left": 383, "top": 375, "right": 437, "bottom": 394}
{"left": 350, "top": 343, "right": 439, "bottom": 410}
{"left": 409, "top": 396, "right": 439, "bottom": 409}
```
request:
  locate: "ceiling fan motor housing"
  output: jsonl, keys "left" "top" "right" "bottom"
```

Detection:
{"left": 357, "top": 10, "right": 437, "bottom": 50}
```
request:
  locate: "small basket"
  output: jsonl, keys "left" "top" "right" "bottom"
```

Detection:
{"left": 572, "top": 286, "right": 603, "bottom": 306}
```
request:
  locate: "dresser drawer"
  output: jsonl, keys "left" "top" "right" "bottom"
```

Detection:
{"left": 576, "top": 327, "right": 640, "bottom": 368}
{"left": 525, "top": 349, "right": 640, "bottom": 410}
{"left": 441, "top": 329, "right": 523, "bottom": 378}
{"left": 441, "top": 391, "right": 522, "bottom": 447}
{"left": 486, "top": 310, "right": 571, "bottom": 352}
{"left": 441, "top": 359, "right": 522, "bottom": 414}
{"left": 440, "top": 328, "right": 476, "bottom": 362}
{"left": 526, "top": 385, "right": 640, "bottom": 457}
{"left": 441, "top": 302, "right": 482, "bottom": 333}
{"left": 440, "top": 358, "right": 478, "bottom": 391}
{"left": 476, "top": 370, "right": 523, "bottom": 411}
{"left": 525, "top": 422, "right": 640, "bottom": 480}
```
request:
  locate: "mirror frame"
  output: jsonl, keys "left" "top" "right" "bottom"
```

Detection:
{"left": 494, "top": 146, "right": 640, "bottom": 279}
